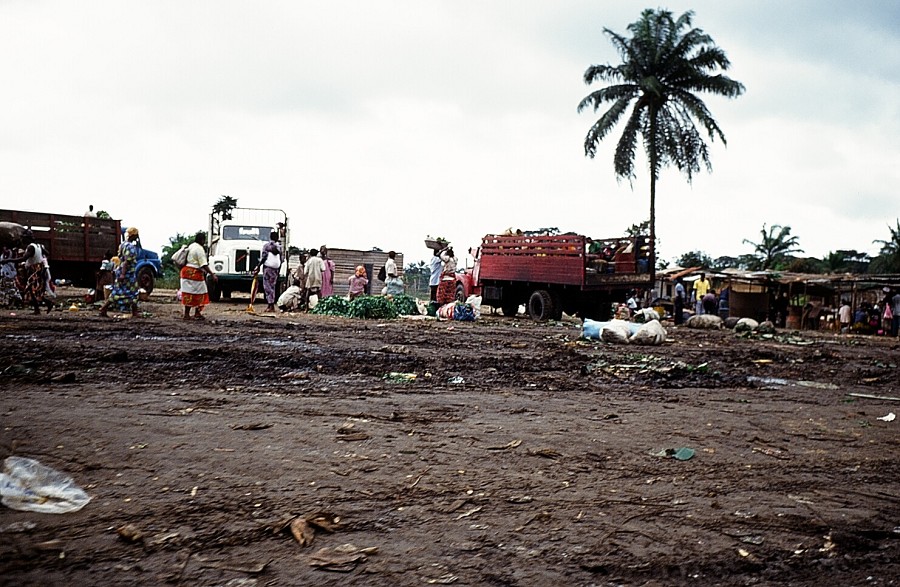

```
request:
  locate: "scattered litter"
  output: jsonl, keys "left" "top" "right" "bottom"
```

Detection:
{"left": 384, "top": 372, "right": 417, "bottom": 383}
{"left": 309, "top": 543, "right": 377, "bottom": 572}
{"left": 848, "top": 393, "right": 900, "bottom": 402}
{"left": 651, "top": 448, "right": 695, "bottom": 461}
{"left": 877, "top": 413, "right": 896, "bottom": 422}
{"left": 275, "top": 511, "right": 343, "bottom": 548}
{"left": 448, "top": 376, "right": 465, "bottom": 384}
{"left": 454, "top": 505, "right": 483, "bottom": 520}
{"left": 231, "top": 423, "right": 273, "bottom": 430}
{"left": 117, "top": 523, "right": 145, "bottom": 543}
{"left": 796, "top": 380, "right": 839, "bottom": 390}
{"left": 486, "top": 439, "right": 521, "bottom": 451}
{"left": 0, "top": 456, "right": 91, "bottom": 514}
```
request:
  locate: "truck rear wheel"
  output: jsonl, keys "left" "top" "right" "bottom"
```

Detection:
{"left": 137, "top": 267, "right": 155, "bottom": 294}
{"left": 455, "top": 283, "right": 466, "bottom": 303}
{"left": 528, "top": 290, "right": 556, "bottom": 321}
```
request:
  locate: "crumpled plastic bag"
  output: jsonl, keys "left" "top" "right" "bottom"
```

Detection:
{"left": 582, "top": 319, "right": 639, "bottom": 343}
{"left": 0, "top": 456, "right": 91, "bottom": 514}
{"left": 629, "top": 319, "right": 667, "bottom": 345}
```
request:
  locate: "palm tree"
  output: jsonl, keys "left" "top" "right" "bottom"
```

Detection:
{"left": 870, "top": 219, "right": 900, "bottom": 273}
{"left": 743, "top": 224, "right": 803, "bottom": 270}
{"left": 578, "top": 9, "right": 744, "bottom": 282}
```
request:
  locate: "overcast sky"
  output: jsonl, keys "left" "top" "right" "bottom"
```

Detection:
{"left": 2, "top": 1, "right": 898, "bottom": 267}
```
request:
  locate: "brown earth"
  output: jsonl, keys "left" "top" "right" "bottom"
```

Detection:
{"left": 1, "top": 288, "right": 899, "bottom": 586}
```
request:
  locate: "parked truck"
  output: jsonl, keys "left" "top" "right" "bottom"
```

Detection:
{"left": 206, "top": 207, "right": 289, "bottom": 302}
{"left": 0, "top": 209, "right": 163, "bottom": 292}
{"left": 454, "top": 232, "right": 652, "bottom": 321}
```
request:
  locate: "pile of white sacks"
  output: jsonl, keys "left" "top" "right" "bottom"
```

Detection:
{"left": 582, "top": 316, "right": 667, "bottom": 345}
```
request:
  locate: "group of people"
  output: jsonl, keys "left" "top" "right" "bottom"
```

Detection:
{"left": 838, "top": 288, "right": 900, "bottom": 336}
{"left": 672, "top": 273, "right": 724, "bottom": 325}
{"left": 270, "top": 243, "right": 338, "bottom": 313}
{"left": 0, "top": 232, "right": 55, "bottom": 315}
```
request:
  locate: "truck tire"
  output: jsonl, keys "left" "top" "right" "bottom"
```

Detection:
{"left": 455, "top": 283, "right": 466, "bottom": 303}
{"left": 528, "top": 290, "right": 556, "bottom": 321}
{"left": 208, "top": 278, "right": 221, "bottom": 302}
{"left": 137, "top": 267, "right": 155, "bottom": 294}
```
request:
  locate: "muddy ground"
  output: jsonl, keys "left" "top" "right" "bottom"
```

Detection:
{"left": 1, "top": 288, "right": 899, "bottom": 587}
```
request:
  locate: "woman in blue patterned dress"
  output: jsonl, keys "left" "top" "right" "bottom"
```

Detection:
{"left": 99, "top": 227, "right": 141, "bottom": 317}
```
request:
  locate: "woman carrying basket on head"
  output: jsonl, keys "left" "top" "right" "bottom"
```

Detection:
{"left": 436, "top": 247, "right": 458, "bottom": 304}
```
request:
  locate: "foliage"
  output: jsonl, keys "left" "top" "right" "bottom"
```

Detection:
{"left": 578, "top": 9, "right": 744, "bottom": 280}
{"left": 311, "top": 294, "right": 420, "bottom": 319}
{"left": 391, "top": 294, "right": 420, "bottom": 316}
{"left": 711, "top": 255, "right": 742, "bottom": 271}
{"left": 212, "top": 195, "right": 238, "bottom": 222}
{"left": 403, "top": 261, "right": 429, "bottom": 296}
{"left": 624, "top": 220, "right": 650, "bottom": 237}
{"left": 676, "top": 250, "right": 712, "bottom": 269}
{"left": 821, "top": 250, "right": 870, "bottom": 274}
{"left": 310, "top": 295, "right": 351, "bottom": 317}
{"left": 870, "top": 219, "right": 900, "bottom": 273}
{"left": 348, "top": 296, "right": 399, "bottom": 320}
{"left": 742, "top": 224, "right": 803, "bottom": 270}
{"left": 787, "top": 257, "right": 825, "bottom": 274}
{"left": 96, "top": 210, "right": 112, "bottom": 220}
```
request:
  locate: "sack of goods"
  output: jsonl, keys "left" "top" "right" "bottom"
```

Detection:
{"left": 172, "top": 245, "right": 189, "bottom": 268}
{"left": 264, "top": 253, "right": 281, "bottom": 269}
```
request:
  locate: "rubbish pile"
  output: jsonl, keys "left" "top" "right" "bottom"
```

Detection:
{"left": 582, "top": 319, "right": 667, "bottom": 345}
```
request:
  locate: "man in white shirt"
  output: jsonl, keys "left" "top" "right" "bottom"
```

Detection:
{"left": 428, "top": 249, "right": 442, "bottom": 301}
{"left": 384, "top": 251, "right": 398, "bottom": 279}
{"left": 84, "top": 205, "right": 97, "bottom": 218}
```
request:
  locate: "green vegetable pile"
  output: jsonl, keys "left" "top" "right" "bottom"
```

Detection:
{"left": 311, "top": 294, "right": 422, "bottom": 320}
{"left": 390, "top": 294, "right": 420, "bottom": 316}
{"left": 310, "top": 295, "right": 351, "bottom": 316}
{"left": 310, "top": 294, "right": 424, "bottom": 320}
{"left": 348, "top": 295, "right": 399, "bottom": 320}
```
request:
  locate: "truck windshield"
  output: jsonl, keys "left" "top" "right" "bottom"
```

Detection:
{"left": 222, "top": 226, "right": 272, "bottom": 241}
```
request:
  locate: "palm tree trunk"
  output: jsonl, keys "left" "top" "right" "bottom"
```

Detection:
{"left": 648, "top": 113, "right": 658, "bottom": 294}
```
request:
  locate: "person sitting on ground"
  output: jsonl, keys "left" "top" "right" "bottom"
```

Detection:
{"left": 348, "top": 265, "right": 368, "bottom": 300}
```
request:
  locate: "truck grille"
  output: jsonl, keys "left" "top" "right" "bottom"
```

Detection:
{"left": 234, "top": 250, "right": 261, "bottom": 273}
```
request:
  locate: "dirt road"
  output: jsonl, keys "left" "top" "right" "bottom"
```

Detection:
{"left": 1, "top": 290, "right": 899, "bottom": 586}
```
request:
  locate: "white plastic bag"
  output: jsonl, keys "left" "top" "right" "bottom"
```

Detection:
{"left": 0, "top": 456, "right": 91, "bottom": 514}
{"left": 630, "top": 319, "right": 667, "bottom": 345}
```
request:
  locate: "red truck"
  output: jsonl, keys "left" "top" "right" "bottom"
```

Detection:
{"left": 454, "top": 232, "right": 652, "bottom": 320}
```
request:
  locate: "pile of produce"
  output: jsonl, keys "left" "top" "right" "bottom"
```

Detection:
{"left": 347, "top": 296, "right": 399, "bottom": 320}
{"left": 390, "top": 294, "right": 420, "bottom": 316}
{"left": 310, "top": 296, "right": 351, "bottom": 317}
{"left": 311, "top": 294, "right": 422, "bottom": 320}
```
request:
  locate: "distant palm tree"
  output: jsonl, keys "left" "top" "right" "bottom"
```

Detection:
{"left": 743, "top": 224, "right": 803, "bottom": 270}
{"left": 871, "top": 219, "right": 900, "bottom": 273}
{"left": 578, "top": 9, "right": 744, "bottom": 281}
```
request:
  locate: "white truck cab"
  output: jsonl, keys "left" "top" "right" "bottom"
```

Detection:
{"left": 207, "top": 207, "right": 289, "bottom": 301}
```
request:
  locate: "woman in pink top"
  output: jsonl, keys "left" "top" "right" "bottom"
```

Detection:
{"left": 320, "top": 245, "right": 336, "bottom": 297}
{"left": 348, "top": 265, "right": 368, "bottom": 299}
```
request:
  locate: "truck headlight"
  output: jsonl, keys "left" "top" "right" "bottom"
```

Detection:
{"left": 214, "top": 262, "right": 225, "bottom": 272}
